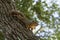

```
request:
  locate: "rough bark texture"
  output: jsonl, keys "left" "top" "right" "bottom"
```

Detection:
{"left": 0, "top": 0, "right": 39, "bottom": 40}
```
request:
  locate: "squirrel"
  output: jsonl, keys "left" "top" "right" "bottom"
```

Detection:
{"left": 10, "top": 10, "right": 38, "bottom": 30}
{"left": 26, "top": 21, "right": 38, "bottom": 30}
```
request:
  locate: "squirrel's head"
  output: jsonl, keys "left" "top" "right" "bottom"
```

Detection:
{"left": 28, "top": 21, "right": 38, "bottom": 30}
{"left": 30, "top": 21, "right": 38, "bottom": 26}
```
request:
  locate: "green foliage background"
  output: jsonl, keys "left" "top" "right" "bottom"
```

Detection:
{"left": 15, "top": 0, "right": 60, "bottom": 40}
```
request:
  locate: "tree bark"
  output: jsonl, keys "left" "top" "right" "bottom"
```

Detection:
{"left": 0, "top": 0, "right": 39, "bottom": 40}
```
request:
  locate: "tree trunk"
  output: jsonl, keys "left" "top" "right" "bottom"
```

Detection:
{"left": 0, "top": 0, "right": 39, "bottom": 40}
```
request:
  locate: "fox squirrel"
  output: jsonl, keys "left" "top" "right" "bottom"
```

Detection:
{"left": 10, "top": 10, "right": 38, "bottom": 30}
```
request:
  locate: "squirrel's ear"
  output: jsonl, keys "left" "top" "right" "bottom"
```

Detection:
{"left": 32, "top": 21, "right": 38, "bottom": 24}
{"left": 32, "top": 21, "right": 34, "bottom": 22}
{"left": 32, "top": 20, "right": 35, "bottom": 22}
